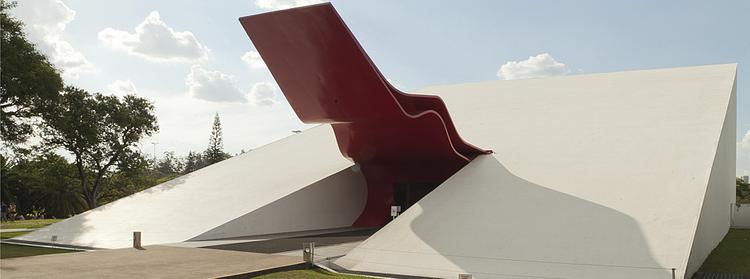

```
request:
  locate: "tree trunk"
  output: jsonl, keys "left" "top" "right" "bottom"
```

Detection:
{"left": 75, "top": 159, "right": 96, "bottom": 209}
{"left": 85, "top": 195, "right": 97, "bottom": 209}
{"left": 88, "top": 173, "right": 106, "bottom": 210}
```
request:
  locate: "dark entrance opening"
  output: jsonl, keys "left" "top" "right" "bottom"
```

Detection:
{"left": 393, "top": 182, "right": 440, "bottom": 211}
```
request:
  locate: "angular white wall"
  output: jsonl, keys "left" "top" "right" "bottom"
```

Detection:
{"left": 15, "top": 64, "right": 736, "bottom": 279}
{"left": 684, "top": 75, "right": 737, "bottom": 278}
{"left": 190, "top": 167, "right": 366, "bottom": 241}
{"left": 336, "top": 64, "right": 737, "bottom": 279}
{"left": 337, "top": 155, "right": 676, "bottom": 278}
{"left": 16, "top": 125, "right": 363, "bottom": 249}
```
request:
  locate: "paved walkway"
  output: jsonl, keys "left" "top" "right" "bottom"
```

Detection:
{"left": 202, "top": 228, "right": 375, "bottom": 254}
{"left": 0, "top": 245, "right": 304, "bottom": 279}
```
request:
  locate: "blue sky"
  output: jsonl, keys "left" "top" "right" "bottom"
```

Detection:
{"left": 12, "top": 0, "right": 750, "bottom": 175}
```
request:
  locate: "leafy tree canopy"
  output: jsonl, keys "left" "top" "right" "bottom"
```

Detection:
{"left": 41, "top": 87, "right": 158, "bottom": 209}
{"left": 1, "top": 152, "right": 85, "bottom": 218}
{"left": 0, "top": 0, "right": 64, "bottom": 143}
{"left": 738, "top": 177, "right": 750, "bottom": 204}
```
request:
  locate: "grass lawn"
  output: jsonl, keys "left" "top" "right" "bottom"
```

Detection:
{"left": 254, "top": 268, "right": 368, "bottom": 278}
{"left": 1, "top": 219, "right": 62, "bottom": 230}
{"left": 0, "top": 243, "right": 77, "bottom": 259}
{"left": 698, "top": 229, "right": 750, "bottom": 275}
{"left": 1, "top": 231, "right": 29, "bottom": 239}
{"left": 1, "top": 220, "right": 77, "bottom": 259}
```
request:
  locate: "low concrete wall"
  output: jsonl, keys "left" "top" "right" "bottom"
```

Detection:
{"left": 731, "top": 204, "right": 750, "bottom": 228}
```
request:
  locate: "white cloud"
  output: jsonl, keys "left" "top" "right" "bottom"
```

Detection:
{"left": 186, "top": 65, "right": 246, "bottom": 103}
{"left": 13, "top": 0, "right": 93, "bottom": 79}
{"left": 255, "top": 0, "right": 325, "bottom": 10}
{"left": 739, "top": 129, "right": 750, "bottom": 176}
{"left": 107, "top": 80, "right": 138, "bottom": 96}
{"left": 98, "top": 11, "right": 209, "bottom": 63}
{"left": 497, "top": 53, "right": 569, "bottom": 80}
{"left": 241, "top": 51, "right": 266, "bottom": 69}
{"left": 741, "top": 130, "right": 750, "bottom": 150}
{"left": 249, "top": 82, "right": 278, "bottom": 106}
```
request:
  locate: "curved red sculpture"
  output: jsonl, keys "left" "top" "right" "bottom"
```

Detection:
{"left": 240, "top": 3, "right": 490, "bottom": 226}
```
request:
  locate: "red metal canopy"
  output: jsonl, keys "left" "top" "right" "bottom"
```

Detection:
{"left": 240, "top": 3, "right": 490, "bottom": 226}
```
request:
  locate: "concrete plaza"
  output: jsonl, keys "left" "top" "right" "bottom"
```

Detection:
{"left": 0, "top": 245, "right": 304, "bottom": 279}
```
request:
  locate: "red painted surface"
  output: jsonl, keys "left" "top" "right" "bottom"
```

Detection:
{"left": 240, "top": 3, "right": 490, "bottom": 227}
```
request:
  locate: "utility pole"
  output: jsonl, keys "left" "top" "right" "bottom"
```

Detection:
{"left": 151, "top": 141, "right": 159, "bottom": 165}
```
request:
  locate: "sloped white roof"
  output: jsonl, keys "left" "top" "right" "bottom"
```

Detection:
{"left": 336, "top": 64, "right": 737, "bottom": 279}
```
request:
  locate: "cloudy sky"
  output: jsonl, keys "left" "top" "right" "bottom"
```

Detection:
{"left": 11, "top": 0, "right": 750, "bottom": 175}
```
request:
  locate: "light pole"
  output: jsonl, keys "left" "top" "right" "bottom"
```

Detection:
{"left": 151, "top": 141, "right": 158, "bottom": 165}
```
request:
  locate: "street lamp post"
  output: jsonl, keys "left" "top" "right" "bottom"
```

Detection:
{"left": 151, "top": 142, "right": 158, "bottom": 165}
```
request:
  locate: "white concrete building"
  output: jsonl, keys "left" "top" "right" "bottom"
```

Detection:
{"left": 16, "top": 64, "right": 736, "bottom": 279}
{"left": 334, "top": 64, "right": 737, "bottom": 279}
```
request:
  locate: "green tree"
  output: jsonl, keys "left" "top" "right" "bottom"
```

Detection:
{"left": 0, "top": 1, "right": 64, "bottom": 143}
{"left": 738, "top": 177, "right": 750, "bottom": 204}
{"left": 182, "top": 150, "right": 205, "bottom": 174}
{"left": 100, "top": 151, "right": 158, "bottom": 205}
{"left": 0, "top": 153, "right": 30, "bottom": 213}
{"left": 26, "top": 153, "right": 86, "bottom": 218}
{"left": 41, "top": 87, "right": 158, "bottom": 209}
{"left": 154, "top": 151, "right": 183, "bottom": 176}
{"left": 1, "top": 152, "right": 85, "bottom": 218}
{"left": 204, "top": 113, "right": 230, "bottom": 165}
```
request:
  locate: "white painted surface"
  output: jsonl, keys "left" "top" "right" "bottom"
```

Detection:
{"left": 684, "top": 75, "right": 736, "bottom": 278}
{"left": 17, "top": 125, "right": 363, "bottom": 249}
{"left": 731, "top": 204, "right": 750, "bottom": 228}
{"left": 336, "top": 64, "right": 737, "bottom": 279}
{"left": 15, "top": 64, "right": 736, "bottom": 279}
{"left": 337, "top": 155, "right": 677, "bottom": 278}
{"left": 190, "top": 167, "right": 366, "bottom": 240}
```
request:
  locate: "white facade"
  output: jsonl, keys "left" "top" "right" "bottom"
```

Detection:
{"left": 732, "top": 204, "right": 750, "bottom": 228}
{"left": 16, "top": 64, "right": 736, "bottom": 279}
{"left": 336, "top": 64, "right": 737, "bottom": 279}
{"left": 17, "top": 125, "right": 364, "bottom": 248}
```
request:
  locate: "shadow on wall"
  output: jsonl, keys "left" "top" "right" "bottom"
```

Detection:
{"left": 189, "top": 166, "right": 367, "bottom": 241}
{"left": 137, "top": 173, "right": 193, "bottom": 195}
{"left": 340, "top": 155, "right": 674, "bottom": 279}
